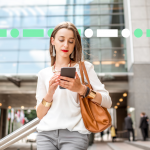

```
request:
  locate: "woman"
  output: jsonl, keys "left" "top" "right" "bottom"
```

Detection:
{"left": 35, "top": 22, "right": 112, "bottom": 150}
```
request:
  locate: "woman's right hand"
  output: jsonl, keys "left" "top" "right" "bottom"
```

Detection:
{"left": 47, "top": 74, "right": 60, "bottom": 96}
{"left": 44, "top": 74, "right": 60, "bottom": 102}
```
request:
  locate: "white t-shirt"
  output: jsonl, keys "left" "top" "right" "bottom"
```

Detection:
{"left": 35, "top": 61, "right": 112, "bottom": 134}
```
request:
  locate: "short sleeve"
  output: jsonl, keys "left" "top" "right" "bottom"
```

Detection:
{"left": 84, "top": 61, "right": 112, "bottom": 108}
{"left": 35, "top": 71, "right": 47, "bottom": 110}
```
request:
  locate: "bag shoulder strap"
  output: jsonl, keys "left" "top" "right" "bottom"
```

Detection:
{"left": 79, "top": 61, "right": 85, "bottom": 84}
{"left": 81, "top": 61, "right": 92, "bottom": 89}
{"left": 79, "top": 61, "right": 92, "bottom": 89}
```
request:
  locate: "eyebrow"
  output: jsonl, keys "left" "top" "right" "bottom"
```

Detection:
{"left": 59, "top": 36, "right": 74, "bottom": 39}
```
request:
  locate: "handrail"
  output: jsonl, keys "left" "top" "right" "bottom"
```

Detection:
{"left": 0, "top": 117, "right": 40, "bottom": 150}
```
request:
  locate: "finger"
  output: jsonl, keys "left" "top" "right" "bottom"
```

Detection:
{"left": 59, "top": 80, "right": 69, "bottom": 88}
{"left": 49, "top": 75, "right": 59, "bottom": 86}
{"left": 59, "top": 76, "right": 73, "bottom": 82}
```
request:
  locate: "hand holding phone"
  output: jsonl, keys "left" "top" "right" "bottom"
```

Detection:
{"left": 59, "top": 67, "right": 76, "bottom": 89}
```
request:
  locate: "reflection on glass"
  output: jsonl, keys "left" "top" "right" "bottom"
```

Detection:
{"left": 75, "top": 4, "right": 123, "bottom": 15}
{"left": 0, "top": 40, "right": 19, "bottom": 50}
{"left": 47, "top": 17, "right": 73, "bottom": 27}
{"left": 20, "top": 39, "right": 47, "bottom": 50}
{"left": 0, "top": 51, "right": 18, "bottom": 62}
{"left": 45, "top": 61, "right": 51, "bottom": 68}
{"left": 18, "top": 63, "right": 45, "bottom": 74}
{"left": 19, "top": 50, "right": 45, "bottom": 62}
{"left": 101, "top": 61, "right": 127, "bottom": 72}
{"left": 45, "top": 50, "right": 51, "bottom": 61}
{"left": 0, "top": 18, "right": 13, "bottom": 28}
{"left": 21, "top": 17, "right": 47, "bottom": 27}
{"left": 82, "top": 37, "right": 125, "bottom": 49}
{"left": 101, "top": 49, "right": 126, "bottom": 61}
{"left": 13, "top": 17, "right": 21, "bottom": 27}
{"left": 48, "top": 6, "right": 73, "bottom": 16}
{"left": 0, "top": 63, "right": 17, "bottom": 74}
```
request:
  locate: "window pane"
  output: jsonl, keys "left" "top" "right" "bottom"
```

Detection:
{"left": 101, "top": 62, "right": 127, "bottom": 72}
{"left": 0, "top": 18, "right": 13, "bottom": 28}
{"left": 20, "top": 39, "right": 47, "bottom": 50}
{"left": 48, "top": 6, "right": 73, "bottom": 15}
{"left": 18, "top": 63, "right": 45, "bottom": 74}
{"left": 45, "top": 62, "right": 51, "bottom": 68}
{"left": 75, "top": 16, "right": 84, "bottom": 26}
{"left": 19, "top": 50, "right": 45, "bottom": 62}
{"left": 0, "top": 63, "right": 17, "bottom": 74}
{"left": 0, "top": 51, "right": 18, "bottom": 62}
{"left": 21, "top": 17, "right": 47, "bottom": 27}
{"left": 0, "top": 40, "right": 19, "bottom": 50}
{"left": 45, "top": 50, "right": 51, "bottom": 61}
{"left": 48, "top": 17, "right": 73, "bottom": 27}
{"left": 24, "top": 0, "right": 48, "bottom": 6}
{"left": 48, "top": 0, "right": 68, "bottom": 5}
{"left": 0, "top": 0, "right": 23, "bottom": 6}
{"left": 101, "top": 49, "right": 126, "bottom": 61}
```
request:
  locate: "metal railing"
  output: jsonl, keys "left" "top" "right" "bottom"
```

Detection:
{"left": 0, "top": 117, "right": 40, "bottom": 150}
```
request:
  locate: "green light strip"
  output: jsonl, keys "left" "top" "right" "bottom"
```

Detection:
{"left": 146, "top": 29, "right": 150, "bottom": 37}
{"left": 23, "top": 29, "right": 44, "bottom": 37}
{"left": 0, "top": 29, "right": 7, "bottom": 37}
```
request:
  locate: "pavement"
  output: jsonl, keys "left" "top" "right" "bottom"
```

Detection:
{"left": 4, "top": 134, "right": 150, "bottom": 150}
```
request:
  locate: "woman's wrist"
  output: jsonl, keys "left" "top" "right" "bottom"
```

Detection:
{"left": 78, "top": 85, "right": 87, "bottom": 96}
{"left": 44, "top": 93, "right": 53, "bottom": 103}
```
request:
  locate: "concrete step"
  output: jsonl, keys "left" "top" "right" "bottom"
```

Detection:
{"left": 125, "top": 140, "right": 150, "bottom": 150}
{"left": 107, "top": 142, "right": 144, "bottom": 150}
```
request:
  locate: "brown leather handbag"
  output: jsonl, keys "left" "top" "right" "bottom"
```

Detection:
{"left": 78, "top": 61, "right": 112, "bottom": 133}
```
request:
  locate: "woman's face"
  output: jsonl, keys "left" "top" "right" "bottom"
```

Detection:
{"left": 51, "top": 28, "right": 75, "bottom": 58}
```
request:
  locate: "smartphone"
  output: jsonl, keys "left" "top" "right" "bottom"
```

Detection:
{"left": 59, "top": 67, "right": 76, "bottom": 89}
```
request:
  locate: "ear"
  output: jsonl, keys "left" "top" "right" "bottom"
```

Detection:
{"left": 51, "top": 37, "right": 55, "bottom": 45}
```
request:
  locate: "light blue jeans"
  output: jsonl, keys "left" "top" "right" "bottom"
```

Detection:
{"left": 36, "top": 129, "right": 89, "bottom": 150}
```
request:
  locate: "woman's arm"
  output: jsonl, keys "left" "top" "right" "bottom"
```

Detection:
{"left": 80, "top": 61, "right": 112, "bottom": 109}
{"left": 36, "top": 93, "right": 53, "bottom": 120}
{"left": 35, "top": 71, "right": 60, "bottom": 120}
{"left": 78, "top": 85, "right": 102, "bottom": 105}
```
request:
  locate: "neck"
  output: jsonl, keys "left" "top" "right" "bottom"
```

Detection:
{"left": 55, "top": 56, "right": 71, "bottom": 69}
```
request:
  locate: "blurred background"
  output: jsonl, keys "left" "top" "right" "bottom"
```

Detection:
{"left": 0, "top": 0, "right": 150, "bottom": 149}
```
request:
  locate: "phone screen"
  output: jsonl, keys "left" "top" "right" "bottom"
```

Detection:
{"left": 59, "top": 67, "right": 76, "bottom": 89}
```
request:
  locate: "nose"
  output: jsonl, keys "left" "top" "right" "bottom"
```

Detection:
{"left": 64, "top": 40, "right": 69, "bottom": 48}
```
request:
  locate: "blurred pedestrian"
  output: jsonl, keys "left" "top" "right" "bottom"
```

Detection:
{"left": 124, "top": 113, "right": 135, "bottom": 141}
{"left": 100, "top": 131, "right": 104, "bottom": 141}
{"left": 139, "top": 112, "right": 147, "bottom": 141}
{"left": 110, "top": 125, "right": 116, "bottom": 142}
{"left": 143, "top": 113, "right": 149, "bottom": 138}
{"left": 106, "top": 127, "right": 110, "bottom": 140}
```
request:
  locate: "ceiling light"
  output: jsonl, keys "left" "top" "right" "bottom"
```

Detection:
{"left": 115, "top": 63, "right": 119, "bottom": 67}
{"left": 8, "top": 106, "right": 11, "bottom": 109}
{"left": 93, "top": 61, "right": 100, "bottom": 65}
{"left": 21, "top": 106, "right": 24, "bottom": 109}
{"left": 114, "top": 106, "right": 118, "bottom": 109}
{"left": 119, "top": 98, "right": 123, "bottom": 102}
{"left": 117, "top": 103, "right": 120, "bottom": 105}
{"left": 123, "top": 93, "right": 127, "bottom": 97}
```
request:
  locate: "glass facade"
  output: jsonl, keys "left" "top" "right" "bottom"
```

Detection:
{"left": 0, "top": 0, "right": 127, "bottom": 74}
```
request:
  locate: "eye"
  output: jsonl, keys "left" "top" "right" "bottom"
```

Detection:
{"left": 59, "top": 40, "right": 73, "bottom": 44}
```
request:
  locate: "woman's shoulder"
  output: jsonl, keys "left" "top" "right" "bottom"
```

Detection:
{"left": 83, "top": 60, "right": 94, "bottom": 70}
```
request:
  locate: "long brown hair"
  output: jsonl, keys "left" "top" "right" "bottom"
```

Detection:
{"left": 49, "top": 22, "right": 82, "bottom": 66}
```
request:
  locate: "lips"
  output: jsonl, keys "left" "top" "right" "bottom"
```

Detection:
{"left": 61, "top": 50, "right": 68, "bottom": 52}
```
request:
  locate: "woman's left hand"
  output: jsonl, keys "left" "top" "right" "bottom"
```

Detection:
{"left": 58, "top": 72, "right": 83, "bottom": 93}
